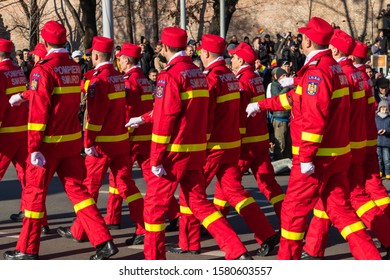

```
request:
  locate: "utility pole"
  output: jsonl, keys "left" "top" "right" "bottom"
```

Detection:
{"left": 102, "top": 0, "right": 113, "bottom": 39}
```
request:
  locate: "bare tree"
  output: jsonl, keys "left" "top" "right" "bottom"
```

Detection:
{"left": 209, "top": 0, "right": 239, "bottom": 37}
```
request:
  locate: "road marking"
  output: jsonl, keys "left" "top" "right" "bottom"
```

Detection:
{"left": 0, "top": 231, "right": 19, "bottom": 238}
{"left": 128, "top": 245, "right": 225, "bottom": 257}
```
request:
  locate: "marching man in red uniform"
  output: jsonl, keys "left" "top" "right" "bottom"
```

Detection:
{"left": 3, "top": 21, "right": 117, "bottom": 260}
{"left": 246, "top": 17, "right": 381, "bottom": 259}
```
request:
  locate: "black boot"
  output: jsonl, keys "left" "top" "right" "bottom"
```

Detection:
{"left": 10, "top": 211, "right": 24, "bottom": 222}
{"left": 41, "top": 225, "right": 51, "bottom": 235}
{"left": 90, "top": 240, "right": 118, "bottom": 260}
{"left": 256, "top": 233, "right": 280, "bottom": 257}
{"left": 166, "top": 243, "right": 200, "bottom": 255}
{"left": 125, "top": 234, "right": 145, "bottom": 246}
{"left": 3, "top": 250, "right": 38, "bottom": 260}
{"left": 57, "top": 226, "right": 86, "bottom": 242}
{"left": 235, "top": 252, "right": 253, "bottom": 260}
{"left": 301, "top": 250, "right": 323, "bottom": 260}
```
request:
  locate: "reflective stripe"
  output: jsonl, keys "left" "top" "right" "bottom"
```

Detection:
{"left": 366, "top": 139, "right": 377, "bottom": 147}
{"left": 95, "top": 133, "right": 129, "bottom": 142}
{"left": 28, "top": 123, "right": 46, "bottom": 131}
{"left": 242, "top": 133, "right": 269, "bottom": 144}
{"left": 235, "top": 197, "right": 255, "bottom": 214}
{"left": 108, "top": 186, "right": 119, "bottom": 195}
{"left": 270, "top": 194, "right": 285, "bottom": 205}
{"left": 251, "top": 95, "right": 265, "bottom": 103}
{"left": 24, "top": 209, "right": 44, "bottom": 219}
{"left": 279, "top": 94, "right": 291, "bottom": 110}
{"left": 85, "top": 122, "right": 102, "bottom": 132}
{"left": 340, "top": 221, "right": 366, "bottom": 239}
{"left": 84, "top": 80, "right": 90, "bottom": 92}
{"left": 281, "top": 228, "right": 305, "bottom": 241}
{"left": 292, "top": 145, "right": 350, "bottom": 156}
{"left": 302, "top": 132, "right": 323, "bottom": 143}
{"left": 356, "top": 201, "right": 376, "bottom": 217}
{"left": 180, "top": 89, "right": 209, "bottom": 100}
{"left": 130, "top": 134, "right": 152, "bottom": 141}
{"left": 152, "top": 133, "right": 171, "bottom": 144}
{"left": 5, "top": 85, "right": 26, "bottom": 95}
{"left": 375, "top": 197, "right": 390, "bottom": 207}
{"left": 52, "top": 86, "right": 80, "bottom": 94}
{"left": 368, "top": 96, "right": 375, "bottom": 104}
{"left": 213, "top": 198, "right": 230, "bottom": 208}
{"left": 108, "top": 91, "right": 126, "bottom": 100}
{"left": 43, "top": 131, "right": 81, "bottom": 143}
{"left": 350, "top": 140, "right": 367, "bottom": 149}
{"left": 207, "top": 140, "right": 241, "bottom": 150}
{"left": 295, "top": 86, "right": 302, "bottom": 95}
{"left": 352, "top": 90, "right": 365, "bottom": 99}
{"left": 126, "top": 192, "right": 143, "bottom": 204}
{"left": 180, "top": 206, "right": 193, "bottom": 215}
{"left": 202, "top": 211, "right": 223, "bottom": 229}
{"left": 239, "top": 127, "right": 246, "bottom": 134}
{"left": 313, "top": 209, "right": 329, "bottom": 219}
{"left": 140, "top": 94, "right": 154, "bottom": 101}
{"left": 216, "top": 92, "right": 240, "bottom": 103}
{"left": 167, "top": 143, "right": 207, "bottom": 152}
{"left": 74, "top": 198, "right": 95, "bottom": 213}
{"left": 145, "top": 222, "right": 165, "bottom": 232}
{"left": 0, "top": 125, "right": 27, "bottom": 133}
{"left": 331, "top": 87, "right": 349, "bottom": 99}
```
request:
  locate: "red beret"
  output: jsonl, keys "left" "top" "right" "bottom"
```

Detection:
{"left": 161, "top": 27, "right": 187, "bottom": 48}
{"left": 352, "top": 41, "right": 368, "bottom": 59}
{"left": 30, "top": 43, "right": 47, "bottom": 59}
{"left": 89, "top": 36, "right": 114, "bottom": 53}
{"left": 198, "top": 34, "right": 226, "bottom": 54}
{"left": 298, "top": 17, "right": 334, "bottom": 45}
{"left": 228, "top": 42, "right": 257, "bottom": 65}
{"left": 116, "top": 42, "right": 141, "bottom": 58}
{"left": 41, "top": 21, "right": 67, "bottom": 45}
{"left": 0, "top": 38, "right": 13, "bottom": 53}
{"left": 329, "top": 29, "right": 355, "bottom": 55}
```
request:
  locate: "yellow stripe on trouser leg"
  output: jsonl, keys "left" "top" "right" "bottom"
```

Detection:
{"left": 355, "top": 201, "right": 376, "bottom": 218}
{"left": 145, "top": 222, "right": 165, "bottom": 232}
{"left": 109, "top": 186, "right": 120, "bottom": 195}
{"left": 24, "top": 209, "right": 44, "bottom": 219}
{"left": 73, "top": 198, "right": 96, "bottom": 213}
{"left": 313, "top": 209, "right": 329, "bottom": 219}
{"left": 375, "top": 197, "right": 390, "bottom": 207}
{"left": 340, "top": 221, "right": 366, "bottom": 239}
{"left": 234, "top": 197, "right": 255, "bottom": 215}
{"left": 180, "top": 206, "right": 193, "bottom": 215}
{"left": 126, "top": 193, "right": 143, "bottom": 204}
{"left": 270, "top": 194, "right": 285, "bottom": 205}
{"left": 213, "top": 198, "right": 230, "bottom": 208}
{"left": 202, "top": 211, "right": 223, "bottom": 229}
{"left": 281, "top": 228, "right": 305, "bottom": 241}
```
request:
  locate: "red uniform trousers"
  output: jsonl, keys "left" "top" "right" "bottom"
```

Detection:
{"left": 279, "top": 159, "right": 381, "bottom": 260}
{"left": 16, "top": 153, "right": 111, "bottom": 254}
{"left": 72, "top": 152, "right": 146, "bottom": 239}
{"left": 143, "top": 160, "right": 247, "bottom": 260}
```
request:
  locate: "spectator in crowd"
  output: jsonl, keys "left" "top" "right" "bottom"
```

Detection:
{"left": 113, "top": 45, "right": 122, "bottom": 72}
{"left": 193, "top": 58, "right": 204, "bottom": 72}
{"left": 263, "top": 34, "right": 275, "bottom": 55}
{"left": 243, "top": 36, "right": 250, "bottom": 44}
{"left": 375, "top": 77, "right": 390, "bottom": 105}
{"left": 185, "top": 44, "right": 196, "bottom": 60}
{"left": 20, "top": 48, "right": 34, "bottom": 82}
{"left": 152, "top": 41, "right": 167, "bottom": 73}
{"left": 227, "top": 34, "right": 239, "bottom": 50}
{"left": 372, "top": 38, "right": 381, "bottom": 55}
{"left": 376, "top": 31, "right": 388, "bottom": 55}
{"left": 84, "top": 50, "right": 94, "bottom": 71}
{"left": 376, "top": 100, "right": 390, "bottom": 180}
{"left": 147, "top": 68, "right": 157, "bottom": 94}
{"left": 139, "top": 43, "right": 152, "bottom": 77}
{"left": 72, "top": 50, "right": 88, "bottom": 76}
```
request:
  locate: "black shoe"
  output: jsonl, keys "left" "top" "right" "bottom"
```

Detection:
{"left": 382, "top": 247, "right": 390, "bottom": 260}
{"left": 125, "top": 234, "right": 145, "bottom": 246}
{"left": 3, "top": 250, "right": 38, "bottom": 260}
{"left": 243, "top": 170, "right": 251, "bottom": 175}
{"left": 165, "top": 217, "right": 179, "bottom": 232}
{"left": 57, "top": 226, "right": 86, "bottom": 242}
{"left": 235, "top": 252, "right": 253, "bottom": 260}
{"left": 301, "top": 250, "right": 323, "bottom": 260}
{"left": 106, "top": 224, "right": 121, "bottom": 230}
{"left": 166, "top": 244, "right": 200, "bottom": 255}
{"left": 41, "top": 225, "right": 51, "bottom": 235}
{"left": 256, "top": 233, "right": 280, "bottom": 257}
{"left": 10, "top": 211, "right": 24, "bottom": 222}
{"left": 90, "top": 240, "right": 118, "bottom": 260}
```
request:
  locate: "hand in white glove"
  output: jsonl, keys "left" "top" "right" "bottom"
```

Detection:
{"left": 9, "top": 93, "right": 26, "bottom": 107}
{"left": 85, "top": 146, "right": 98, "bottom": 157}
{"left": 300, "top": 162, "right": 315, "bottom": 175}
{"left": 31, "top": 151, "right": 46, "bottom": 167}
{"left": 279, "top": 77, "right": 294, "bottom": 88}
{"left": 246, "top": 102, "right": 261, "bottom": 117}
{"left": 151, "top": 165, "right": 167, "bottom": 177}
{"left": 125, "top": 116, "right": 145, "bottom": 128}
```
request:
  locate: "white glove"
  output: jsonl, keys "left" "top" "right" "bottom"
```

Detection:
{"left": 246, "top": 102, "right": 261, "bottom": 117}
{"left": 9, "top": 93, "right": 25, "bottom": 107}
{"left": 85, "top": 146, "right": 98, "bottom": 157}
{"left": 31, "top": 152, "right": 46, "bottom": 167}
{"left": 125, "top": 116, "right": 145, "bottom": 128}
{"left": 279, "top": 77, "right": 294, "bottom": 88}
{"left": 300, "top": 162, "right": 315, "bottom": 175}
{"left": 151, "top": 165, "right": 167, "bottom": 177}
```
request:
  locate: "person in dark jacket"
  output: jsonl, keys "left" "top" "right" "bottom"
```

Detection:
{"left": 376, "top": 100, "right": 390, "bottom": 179}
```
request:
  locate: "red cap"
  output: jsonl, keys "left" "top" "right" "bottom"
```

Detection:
{"left": 0, "top": 38, "right": 13, "bottom": 53}
{"left": 89, "top": 36, "right": 114, "bottom": 53}
{"left": 329, "top": 29, "right": 355, "bottom": 55}
{"left": 41, "top": 21, "right": 67, "bottom": 45}
{"left": 116, "top": 42, "right": 141, "bottom": 58}
{"left": 298, "top": 17, "right": 333, "bottom": 45}
{"left": 228, "top": 42, "right": 257, "bottom": 65}
{"left": 352, "top": 41, "right": 368, "bottom": 59}
{"left": 30, "top": 43, "right": 47, "bottom": 59}
{"left": 198, "top": 34, "right": 226, "bottom": 54}
{"left": 161, "top": 27, "right": 187, "bottom": 48}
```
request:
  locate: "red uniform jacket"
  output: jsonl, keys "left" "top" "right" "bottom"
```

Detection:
{"left": 0, "top": 59, "right": 28, "bottom": 142}
{"left": 259, "top": 50, "right": 351, "bottom": 172}
{"left": 236, "top": 65, "right": 269, "bottom": 159}
{"left": 150, "top": 54, "right": 208, "bottom": 170}
{"left": 124, "top": 66, "right": 153, "bottom": 156}
{"left": 204, "top": 59, "right": 241, "bottom": 164}
{"left": 84, "top": 62, "right": 130, "bottom": 156}
{"left": 27, "top": 50, "right": 82, "bottom": 157}
{"left": 339, "top": 58, "right": 366, "bottom": 164}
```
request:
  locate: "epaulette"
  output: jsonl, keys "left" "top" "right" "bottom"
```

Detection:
{"left": 203, "top": 69, "right": 210, "bottom": 76}
{"left": 38, "top": 58, "right": 53, "bottom": 64}
{"left": 236, "top": 73, "right": 243, "bottom": 80}
{"left": 309, "top": 59, "right": 319, "bottom": 66}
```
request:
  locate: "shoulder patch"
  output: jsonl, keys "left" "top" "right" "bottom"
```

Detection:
{"left": 87, "top": 83, "right": 96, "bottom": 98}
{"left": 308, "top": 75, "right": 321, "bottom": 82}
{"left": 306, "top": 82, "right": 318, "bottom": 95}
{"left": 30, "top": 78, "right": 38, "bottom": 90}
{"left": 155, "top": 85, "right": 164, "bottom": 98}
